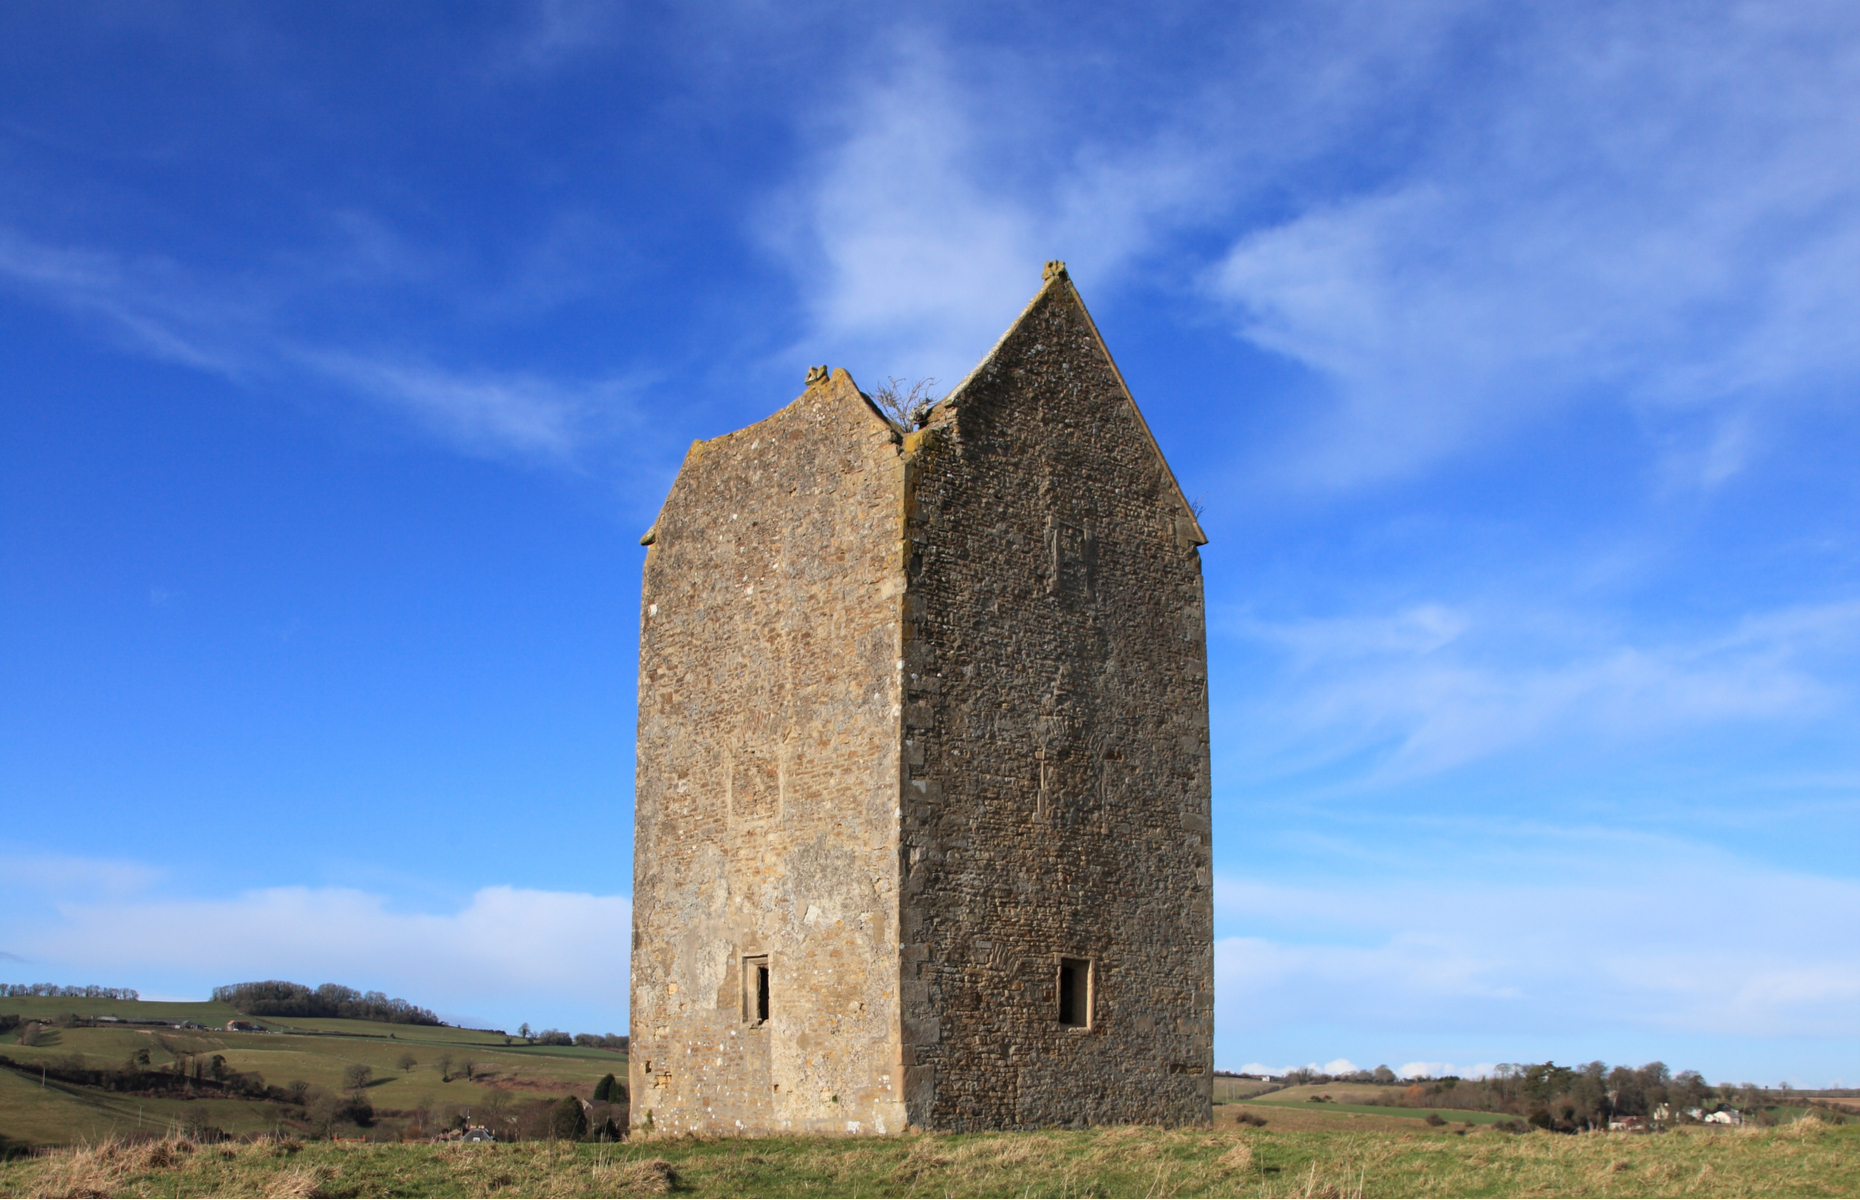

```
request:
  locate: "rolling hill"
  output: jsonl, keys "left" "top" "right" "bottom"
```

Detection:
{"left": 0, "top": 995, "right": 625, "bottom": 1148}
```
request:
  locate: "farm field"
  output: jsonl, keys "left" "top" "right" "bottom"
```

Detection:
{"left": 1228, "top": 1082, "right": 1517, "bottom": 1127}
{"left": 0, "top": 997, "right": 624, "bottom": 1147}
{"left": 1212, "top": 1079, "right": 1856, "bottom": 1134}
{"left": 1209, "top": 1075, "right": 1281, "bottom": 1103}
{"left": 3, "top": 1117, "right": 1856, "bottom": 1198}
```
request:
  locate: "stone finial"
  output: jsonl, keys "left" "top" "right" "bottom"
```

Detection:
{"left": 805, "top": 365, "right": 829, "bottom": 386}
{"left": 1043, "top": 260, "right": 1068, "bottom": 282}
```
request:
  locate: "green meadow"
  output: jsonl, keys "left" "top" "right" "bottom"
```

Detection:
{"left": 0, "top": 996, "right": 623, "bottom": 1147}
{"left": 3, "top": 1118, "right": 1857, "bottom": 1198}
{"left": 1227, "top": 1081, "right": 1520, "bottom": 1126}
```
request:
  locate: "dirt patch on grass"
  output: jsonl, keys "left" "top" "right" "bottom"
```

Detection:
{"left": 1217, "top": 1102, "right": 1445, "bottom": 1134}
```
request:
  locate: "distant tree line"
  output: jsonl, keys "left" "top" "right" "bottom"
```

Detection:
{"left": 0, "top": 1045, "right": 284, "bottom": 1109}
{"left": 0, "top": 983, "right": 139, "bottom": 1000}
{"left": 1397, "top": 1061, "right": 1809, "bottom": 1131}
{"left": 574, "top": 1032, "right": 628, "bottom": 1050}
{"left": 211, "top": 981, "right": 440, "bottom": 1025}
{"left": 1267, "top": 1060, "right": 1834, "bottom": 1132}
{"left": 514, "top": 1023, "right": 626, "bottom": 1050}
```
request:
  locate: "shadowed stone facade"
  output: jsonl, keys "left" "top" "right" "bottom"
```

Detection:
{"left": 629, "top": 265, "right": 1212, "bottom": 1136}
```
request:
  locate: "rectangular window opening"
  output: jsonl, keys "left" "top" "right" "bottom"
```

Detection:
{"left": 744, "top": 955, "right": 770, "bottom": 1025}
{"left": 1058, "top": 957, "right": 1092, "bottom": 1029}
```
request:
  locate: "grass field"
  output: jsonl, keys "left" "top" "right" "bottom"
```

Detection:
{"left": 0, "top": 996, "right": 625, "bottom": 1146}
{"left": 2, "top": 1117, "right": 1855, "bottom": 1197}
{"left": 1221, "top": 1082, "right": 1517, "bottom": 1127}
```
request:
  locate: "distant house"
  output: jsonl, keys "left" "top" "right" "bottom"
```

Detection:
{"left": 1608, "top": 1116, "right": 1646, "bottom": 1131}
{"left": 225, "top": 1020, "right": 263, "bottom": 1032}
{"left": 1704, "top": 1109, "right": 1742, "bottom": 1125}
{"left": 463, "top": 1127, "right": 495, "bottom": 1143}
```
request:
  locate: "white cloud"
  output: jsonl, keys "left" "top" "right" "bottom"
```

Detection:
{"left": 1213, "top": 852, "right": 1860, "bottom": 1049}
{"left": 8, "top": 878, "right": 629, "bottom": 1024}
{"left": 302, "top": 351, "right": 648, "bottom": 463}
{"left": 0, "top": 224, "right": 649, "bottom": 465}
{"left": 763, "top": 26, "right": 1264, "bottom": 388}
{"left": 768, "top": 5, "right": 1860, "bottom": 486}
{"left": 763, "top": 42, "right": 1047, "bottom": 388}
{"left": 1223, "top": 597, "right": 1860, "bottom": 777}
{"left": 499, "top": 0, "right": 624, "bottom": 74}
{"left": 0, "top": 227, "right": 257, "bottom": 376}
{"left": 1209, "top": 5, "right": 1860, "bottom": 485}
{"left": 1397, "top": 1062, "right": 1497, "bottom": 1081}
{"left": 0, "top": 849, "right": 166, "bottom": 898}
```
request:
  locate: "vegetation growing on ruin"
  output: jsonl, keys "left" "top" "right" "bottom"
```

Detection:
{"left": 870, "top": 377, "right": 939, "bottom": 429}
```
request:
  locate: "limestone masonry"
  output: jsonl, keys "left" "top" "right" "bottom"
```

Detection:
{"left": 629, "top": 264, "right": 1213, "bottom": 1135}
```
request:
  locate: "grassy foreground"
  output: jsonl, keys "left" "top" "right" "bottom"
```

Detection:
{"left": 2, "top": 1118, "right": 1857, "bottom": 1198}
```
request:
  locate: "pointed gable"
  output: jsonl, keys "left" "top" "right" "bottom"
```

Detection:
{"left": 934, "top": 262, "right": 1207, "bottom": 547}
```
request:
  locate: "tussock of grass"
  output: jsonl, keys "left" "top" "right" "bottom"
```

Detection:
{"left": 2, "top": 1118, "right": 1855, "bottom": 1198}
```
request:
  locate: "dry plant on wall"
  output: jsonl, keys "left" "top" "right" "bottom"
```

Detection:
{"left": 872, "top": 377, "right": 939, "bottom": 429}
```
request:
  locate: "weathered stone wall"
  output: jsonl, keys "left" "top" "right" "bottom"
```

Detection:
{"left": 896, "top": 276, "right": 1214, "bottom": 1130}
{"left": 629, "top": 370, "right": 912, "bottom": 1136}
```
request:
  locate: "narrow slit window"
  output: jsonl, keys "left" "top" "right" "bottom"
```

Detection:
{"left": 1058, "top": 957, "right": 1092, "bottom": 1029}
{"left": 744, "top": 955, "right": 770, "bottom": 1025}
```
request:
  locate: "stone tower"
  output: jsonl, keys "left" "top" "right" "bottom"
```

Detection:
{"left": 629, "top": 263, "right": 1212, "bottom": 1136}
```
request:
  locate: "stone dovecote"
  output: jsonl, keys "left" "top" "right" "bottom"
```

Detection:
{"left": 629, "top": 264, "right": 1212, "bottom": 1136}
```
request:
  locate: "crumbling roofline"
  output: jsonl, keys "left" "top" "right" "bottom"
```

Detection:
{"left": 638, "top": 368, "right": 894, "bottom": 546}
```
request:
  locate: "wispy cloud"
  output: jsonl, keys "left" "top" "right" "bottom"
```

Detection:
{"left": 1393, "top": 1062, "right": 1499, "bottom": 1082}
{"left": 5, "top": 868, "right": 630, "bottom": 1027}
{"left": 0, "top": 849, "right": 166, "bottom": 898}
{"left": 497, "top": 0, "right": 625, "bottom": 74}
{"left": 762, "top": 25, "right": 1260, "bottom": 384}
{"left": 1208, "top": 5, "right": 1860, "bottom": 485}
{"left": 0, "top": 224, "right": 647, "bottom": 465}
{"left": 0, "top": 228, "right": 258, "bottom": 375}
{"left": 1222, "top": 597, "right": 1860, "bottom": 778}
{"left": 768, "top": 5, "right": 1860, "bottom": 486}
{"left": 1214, "top": 847, "right": 1860, "bottom": 1070}
{"left": 761, "top": 38, "right": 1046, "bottom": 386}
{"left": 302, "top": 351, "right": 650, "bottom": 463}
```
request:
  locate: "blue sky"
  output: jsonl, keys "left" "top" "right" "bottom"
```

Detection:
{"left": 4, "top": 1, "right": 1859, "bottom": 1085}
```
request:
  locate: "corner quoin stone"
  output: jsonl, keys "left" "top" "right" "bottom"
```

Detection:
{"left": 629, "top": 263, "right": 1213, "bottom": 1135}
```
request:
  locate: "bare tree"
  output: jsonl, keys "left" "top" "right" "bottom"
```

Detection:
{"left": 396, "top": 1050, "right": 418, "bottom": 1073}
{"left": 871, "top": 378, "right": 939, "bottom": 430}
{"left": 342, "top": 1063, "right": 373, "bottom": 1094}
{"left": 482, "top": 1088, "right": 510, "bottom": 1130}
{"left": 435, "top": 1052, "right": 454, "bottom": 1082}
